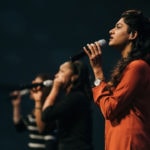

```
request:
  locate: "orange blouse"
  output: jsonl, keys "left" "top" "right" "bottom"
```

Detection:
{"left": 92, "top": 60, "right": 150, "bottom": 150}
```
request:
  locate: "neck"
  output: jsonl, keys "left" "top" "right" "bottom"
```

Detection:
{"left": 121, "top": 43, "right": 132, "bottom": 58}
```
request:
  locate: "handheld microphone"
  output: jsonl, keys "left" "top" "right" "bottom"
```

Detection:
{"left": 8, "top": 80, "right": 53, "bottom": 100}
{"left": 70, "top": 39, "right": 107, "bottom": 62}
{"left": 9, "top": 89, "right": 30, "bottom": 100}
{"left": 42, "top": 80, "right": 53, "bottom": 87}
{"left": 17, "top": 80, "right": 53, "bottom": 90}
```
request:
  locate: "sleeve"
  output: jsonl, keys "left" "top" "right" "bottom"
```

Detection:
{"left": 92, "top": 60, "right": 147, "bottom": 121}
{"left": 14, "top": 117, "right": 27, "bottom": 132}
{"left": 42, "top": 91, "right": 86, "bottom": 122}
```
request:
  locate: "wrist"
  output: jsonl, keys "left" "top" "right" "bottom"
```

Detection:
{"left": 93, "top": 68, "right": 104, "bottom": 79}
{"left": 13, "top": 104, "right": 20, "bottom": 108}
{"left": 35, "top": 107, "right": 42, "bottom": 110}
{"left": 35, "top": 102, "right": 42, "bottom": 108}
{"left": 35, "top": 100, "right": 41, "bottom": 103}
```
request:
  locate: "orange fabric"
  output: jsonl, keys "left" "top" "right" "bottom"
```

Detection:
{"left": 92, "top": 60, "right": 150, "bottom": 150}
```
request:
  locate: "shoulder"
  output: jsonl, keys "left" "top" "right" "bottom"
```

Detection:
{"left": 128, "top": 59, "right": 148, "bottom": 68}
{"left": 127, "top": 59, "right": 149, "bottom": 71}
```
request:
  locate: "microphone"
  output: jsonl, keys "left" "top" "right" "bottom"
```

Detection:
{"left": 8, "top": 80, "right": 53, "bottom": 100}
{"left": 70, "top": 39, "right": 107, "bottom": 62}
{"left": 9, "top": 89, "right": 30, "bottom": 100}
{"left": 42, "top": 80, "right": 53, "bottom": 87}
{"left": 17, "top": 80, "right": 53, "bottom": 90}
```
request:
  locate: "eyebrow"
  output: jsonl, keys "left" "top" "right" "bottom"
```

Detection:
{"left": 115, "top": 22, "right": 123, "bottom": 26}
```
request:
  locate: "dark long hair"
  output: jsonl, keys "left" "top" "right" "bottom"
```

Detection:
{"left": 69, "top": 61, "right": 93, "bottom": 101}
{"left": 108, "top": 10, "right": 150, "bottom": 88}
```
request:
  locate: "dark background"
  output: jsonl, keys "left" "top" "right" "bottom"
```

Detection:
{"left": 0, "top": 0, "right": 149, "bottom": 149}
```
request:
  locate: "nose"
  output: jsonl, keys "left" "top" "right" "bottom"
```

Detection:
{"left": 109, "top": 28, "right": 114, "bottom": 34}
{"left": 55, "top": 73, "right": 58, "bottom": 78}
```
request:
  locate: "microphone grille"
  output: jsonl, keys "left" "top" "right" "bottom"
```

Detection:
{"left": 97, "top": 39, "right": 107, "bottom": 47}
{"left": 20, "top": 89, "right": 30, "bottom": 95}
{"left": 43, "top": 80, "right": 53, "bottom": 87}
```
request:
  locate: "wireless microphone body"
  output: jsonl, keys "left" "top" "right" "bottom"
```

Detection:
{"left": 70, "top": 39, "right": 107, "bottom": 62}
{"left": 17, "top": 80, "right": 53, "bottom": 90}
{"left": 9, "top": 80, "right": 53, "bottom": 100}
{"left": 9, "top": 89, "right": 30, "bottom": 100}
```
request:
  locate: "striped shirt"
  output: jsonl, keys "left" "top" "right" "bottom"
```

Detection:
{"left": 14, "top": 113, "right": 58, "bottom": 150}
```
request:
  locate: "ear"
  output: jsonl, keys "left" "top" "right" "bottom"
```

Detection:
{"left": 129, "top": 31, "right": 138, "bottom": 40}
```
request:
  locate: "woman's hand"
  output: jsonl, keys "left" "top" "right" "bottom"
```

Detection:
{"left": 83, "top": 41, "right": 102, "bottom": 68}
{"left": 10, "top": 91, "right": 21, "bottom": 107}
{"left": 83, "top": 41, "right": 105, "bottom": 80}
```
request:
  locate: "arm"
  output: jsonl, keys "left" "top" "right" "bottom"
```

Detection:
{"left": 42, "top": 91, "right": 85, "bottom": 122}
{"left": 32, "top": 89, "right": 47, "bottom": 133}
{"left": 11, "top": 91, "right": 27, "bottom": 132}
{"left": 11, "top": 91, "right": 22, "bottom": 124}
{"left": 83, "top": 41, "right": 145, "bottom": 121}
{"left": 42, "top": 72, "right": 86, "bottom": 122}
{"left": 93, "top": 60, "right": 148, "bottom": 121}
{"left": 42, "top": 85, "right": 60, "bottom": 110}
{"left": 42, "top": 81, "right": 63, "bottom": 122}
{"left": 34, "top": 101, "right": 46, "bottom": 133}
{"left": 42, "top": 76, "right": 64, "bottom": 120}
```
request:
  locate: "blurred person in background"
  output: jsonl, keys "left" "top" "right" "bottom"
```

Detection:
{"left": 42, "top": 60, "right": 94, "bottom": 150}
{"left": 11, "top": 73, "right": 58, "bottom": 150}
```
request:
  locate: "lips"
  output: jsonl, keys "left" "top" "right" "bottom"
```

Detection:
{"left": 109, "top": 35, "right": 113, "bottom": 39}
{"left": 109, "top": 35, "right": 114, "bottom": 41}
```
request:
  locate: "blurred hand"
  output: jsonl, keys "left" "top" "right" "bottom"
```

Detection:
{"left": 10, "top": 91, "right": 21, "bottom": 106}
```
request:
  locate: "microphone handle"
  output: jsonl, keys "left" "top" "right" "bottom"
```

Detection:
{"left": 69, "top": 51, "right": 85, "bottom": 62}
{"left": 69, "top": 39, "right": 107, "bottom": 62}
{"left": 9, "top": 89, "right": 29, "bottom": 100}
{"left": 19, "top": 83, "right": 43, "bottom": 90}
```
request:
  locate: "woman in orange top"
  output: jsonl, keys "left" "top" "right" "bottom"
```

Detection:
{"left": 84, "top": 9, "right": 150, "bottom": 150}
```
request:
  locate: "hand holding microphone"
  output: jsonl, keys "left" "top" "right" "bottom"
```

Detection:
{"left": 9, "top": 80, "right": 53, "bottom": 100}
{"left": 70, "top": 39, "right": 107, "bottom": 62}
{"left": 83, "top": 39, "right": 106, "bottom": 82}
{"left": 18, "top": 79, "right": 53, "bottom": 90}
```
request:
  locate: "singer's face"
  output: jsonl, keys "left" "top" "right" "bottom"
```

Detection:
{"left": 54, "top": 62, "right": 73, "bottom": 88}
{"left": 109, "top": 18, "right": 131, "bottom": 49}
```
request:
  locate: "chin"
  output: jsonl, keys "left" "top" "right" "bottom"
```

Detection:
{"left": 108, "top": 41, "right": 113, "bottom": 46}
{"left": 109, "top": 42, "right": 118, "bottom": 49}
{"left": 109, "top": 40, "right": 117, "bottom": 46}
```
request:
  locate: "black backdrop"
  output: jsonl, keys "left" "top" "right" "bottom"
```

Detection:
{"left": 0, "top": 0, "right": 149, "bottom": 149}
